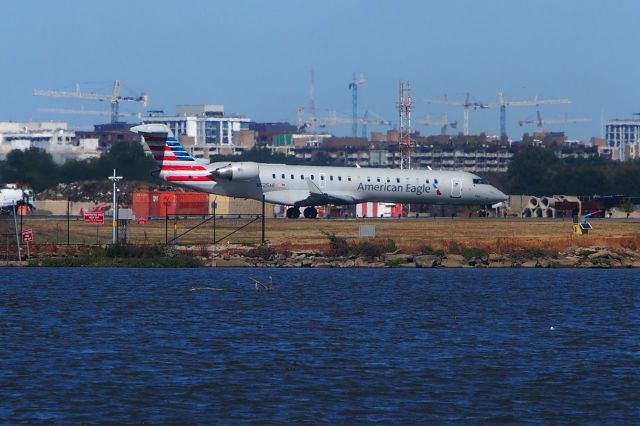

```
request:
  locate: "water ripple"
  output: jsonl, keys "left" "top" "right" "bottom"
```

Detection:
{"left": 0, "top": 268, "right": 639, "bottom": 423}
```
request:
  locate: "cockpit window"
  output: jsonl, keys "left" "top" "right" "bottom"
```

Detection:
{"left": 473, "top": 178, "right": 488, "bottom": 185}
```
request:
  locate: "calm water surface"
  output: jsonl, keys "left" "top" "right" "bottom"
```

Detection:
{"left": 0, "top": 268, "right": 639, "bottom": 424}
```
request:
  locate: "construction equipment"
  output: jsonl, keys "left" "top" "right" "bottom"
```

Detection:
{"left": 518, "top": 110, "right": 591, "bottom": 129}
{"left": 0, "top": 184, "right": 34, "bottom": 215}
{"left": 415, "top": 112, "right": 458, "bottom": 135}
{"left": 348, "top": 73, "right": 366, "bottom": 137}
{"left": 491, "top": 93, "right": 571, "bottom": 137}
{"left": 297, "top": 108, "right": 390, "bottom": 130}
{"left": 33, "top": 80, "right": 149, "bottom": 124}
{"left": 39, "top": 107, "right": 142, "bottom": 120}
{"left": 425, "top": 92, "right": 490, "bottom": 136}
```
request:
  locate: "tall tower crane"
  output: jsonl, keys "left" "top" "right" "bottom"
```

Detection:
{"left": 425, "top": 92, "right": 489, "bottom": 136}
{"left": 348, "top": 73, "right": 366, "bottom": 137}
{"left": 491, "top": 92, "right": 571, "bottom": 137}
{"left": 33, "top": 80, "right": 149, "bottom": 124}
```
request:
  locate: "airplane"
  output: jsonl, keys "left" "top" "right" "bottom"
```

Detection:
{"left": 131, "top": 124, "right": 508, "bottom": 218}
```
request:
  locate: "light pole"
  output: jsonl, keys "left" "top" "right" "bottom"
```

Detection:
{"left": 108, "top": 169, "right": 123, "bottom": 244}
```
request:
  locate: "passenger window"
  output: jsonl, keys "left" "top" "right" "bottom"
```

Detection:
{"left": 434, "top": 179, "right": 438, "bottom": 184}
{"left": 396, "top": 178, "right": 400, "bottom": 183}
{"left": 281, "top": 174, "right": 285, "bottom": 179}
{"left": 348, "top": 177, "right": 352, "bottom": 182}
{"left": 338, "top": 176, "right": 342, "bottom": 181}
{"left": 367, "top": 177, "right": 371, "bottom": 182}
{"left": 426, "top": 179, "right": 430, "bottom": 184}
{"left": 320, "top": 175, "right": 325, "bottom": 180}
{"left": 291, "top": 174, "right": 294, "bottom": 179}
{"left": 311, "top": 175, "right": 314, "bottom": 180}
{"left": 301, "top": 175, "right": 304, "bottom": 179}
{"left": 377, "top": 177, "right": 380, "bottom": 182}
{"left": 330, "top": 176, "right": 333, "bottom": 181}
{"left": 272, "top": 173, "right": 276, "bottom": 179}
{"left": 386, "top": 177, "right": 390, "bottom": 183}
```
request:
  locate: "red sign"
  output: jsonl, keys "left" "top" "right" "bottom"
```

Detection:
{"left": 135, "top": 217, "right": 148, "bottom": 225}
{"left": 21, "top": 229, "right": 33, "bottom": 243}
{"left": 84, "top": 212, "right": 105, "bottom": 224}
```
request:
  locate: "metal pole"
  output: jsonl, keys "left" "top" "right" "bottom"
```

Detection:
{"left": 108, "top": 169, "right": 123, "bottom": 245}
{"left": 261, "top": 194, "right": 265, "bottom": 245}
{"left": 112, "top": 175, "right": 116, "bottom": 243}
{"left": 115, "top": 190, "right": 119, "bottom": 244}
{"left": 173, "top": 214, "right": 177, "bottom": 245}
{"left": 12, "top": 202, "right": 21, "bottom": 262}
{"left": 67, "top": 197, "right": 70, "bottom": 245}
{"left": 165, "top": 200, "right": 168, "bottom": 245}
{"left": 213, "top": 198, "right": 217, "bottom": 244}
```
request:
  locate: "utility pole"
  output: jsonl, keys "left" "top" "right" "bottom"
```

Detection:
{"left": 12, "top": 202, "right": 21, "bottom": 262}
{"left": 108, "top": 169, "right": 122, "bottom": 244}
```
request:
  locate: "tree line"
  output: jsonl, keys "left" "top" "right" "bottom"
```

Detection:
{"left": 2, "top": 143, "right": 640, "bottom": 197}
{"left": 0, "top": 142, "right": 156, "bottom": 191}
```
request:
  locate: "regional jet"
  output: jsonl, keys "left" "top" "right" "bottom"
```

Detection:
{"left": 131, "top": 124, "right": 507, "bottom": 218}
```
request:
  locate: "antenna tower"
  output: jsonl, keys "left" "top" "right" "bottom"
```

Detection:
{"left": 398, "top": 81, "right": 414, "bottom": 170}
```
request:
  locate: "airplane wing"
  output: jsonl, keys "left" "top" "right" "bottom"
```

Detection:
{"left": 263, "top": 178, "right": 359, "bottom": 206}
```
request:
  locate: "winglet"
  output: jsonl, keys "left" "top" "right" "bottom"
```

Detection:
{"left": 305, "top": 178, "right": 323, "bottom": 195}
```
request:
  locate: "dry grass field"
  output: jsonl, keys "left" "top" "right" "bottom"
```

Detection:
{"left": 9, "top": 216, "right": 640, "bottom": 255}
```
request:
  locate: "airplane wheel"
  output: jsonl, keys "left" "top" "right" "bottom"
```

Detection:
{"left": 286, "top": 207, "right": 301, "bottom": 219}
{"left": 303, "top": 207, "right": 317, "bottom": 219}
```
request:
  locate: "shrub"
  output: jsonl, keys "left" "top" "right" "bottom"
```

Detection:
{"left": 244, "top": 244, "right": 275, "bottom": 260}
{"left": 351, "top": 240, "right": 382, "bottom": 259}
{"left": 323, "top": 231, "right": 350, "bottom": 257}
{"left": 385, "top": 258, "right": 406, "bottom": 268}
{"left": 377, "top": 238, "right": 397, "bottom": 253}
{"left": 105, "top": 244, "right": 164, "bottom": 258}
{"left": 526, "top": 247, "right": 546, "bottom": 259}
{"left": 419, "top": 245, "right": 445, "bottom": 257}
{"left": 460, "top": 247, "right": 488, "bottom": 260}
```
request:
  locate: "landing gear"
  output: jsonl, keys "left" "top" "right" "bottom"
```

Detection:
{"left": 286, "top": 207, "right": 301, "bottom": 219}
{"left": 303, "top": 207, "right": 318, "bottom": 219}
{"left": 286, "top": 206, "right": 318, "bottom": 219}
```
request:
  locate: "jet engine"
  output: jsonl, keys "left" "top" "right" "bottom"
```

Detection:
{"left": 211, "top": 162, "right": 260, "bottom": 181}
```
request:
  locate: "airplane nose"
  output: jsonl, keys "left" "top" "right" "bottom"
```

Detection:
{"left": 489, "top": 187, "right": 508, "bottom": 203}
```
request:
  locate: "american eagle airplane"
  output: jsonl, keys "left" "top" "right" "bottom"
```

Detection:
{"left": 131, "top": 124, "right": 507, "bottom": 218}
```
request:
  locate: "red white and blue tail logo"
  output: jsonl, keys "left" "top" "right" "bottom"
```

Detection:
{"left": 131, "top": 124, "right": 215, "bottom": 187}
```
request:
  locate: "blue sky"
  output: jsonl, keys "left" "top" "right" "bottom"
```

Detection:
{"left": 1, "top": 0, "right": 638, "bottom": 141}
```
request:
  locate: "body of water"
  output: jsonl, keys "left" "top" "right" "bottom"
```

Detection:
{"left": 1, "top": 268, "right": 639, "bottom": 424}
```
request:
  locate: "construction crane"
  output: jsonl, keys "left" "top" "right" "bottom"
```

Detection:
{"left": 39, "top": 107, "right": 142, "bottom": 120}
{"left": 489, "top": 92, "right": 571, "bottom": 137}
{"left": 415, "top": 112, "right": 458, "bottom": 135}
{"left": 297, "top": 108, "right": 390, "bottom": 130}
{"left": 348, "top": 73, "right": 366, "bottom": 137}
{"left": 518, "top": 110, "right": 592, "bottom": 129}
{"left": 33, "top": 80, "right": 149, "bottom": 124}
{"left": 424, "top": 92, "right": 489, "bottom": 136}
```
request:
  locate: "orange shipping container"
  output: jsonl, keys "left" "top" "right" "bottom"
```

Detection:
{"left": 132, "top": 192, "right": 151, "bottom": 218}
{"left": 133, "top": 191, "right": 209, "bottom": 217}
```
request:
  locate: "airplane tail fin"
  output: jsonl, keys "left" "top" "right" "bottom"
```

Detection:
{"left": 131, "top": 124, "right": 214, "bottom": 186}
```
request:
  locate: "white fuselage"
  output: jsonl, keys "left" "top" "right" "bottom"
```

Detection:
{"left": 172, "top": 162, "right": 507, "bottom": 207}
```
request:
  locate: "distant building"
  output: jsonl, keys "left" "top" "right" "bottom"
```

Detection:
{"left": 0, "top": 121, "right": 99, "bottom": 161}
{"left": 605, "top": 119, "right": 640, "bottom": 161}
{"left": 141, "top": 104, "right": 252, "bottom": 158}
